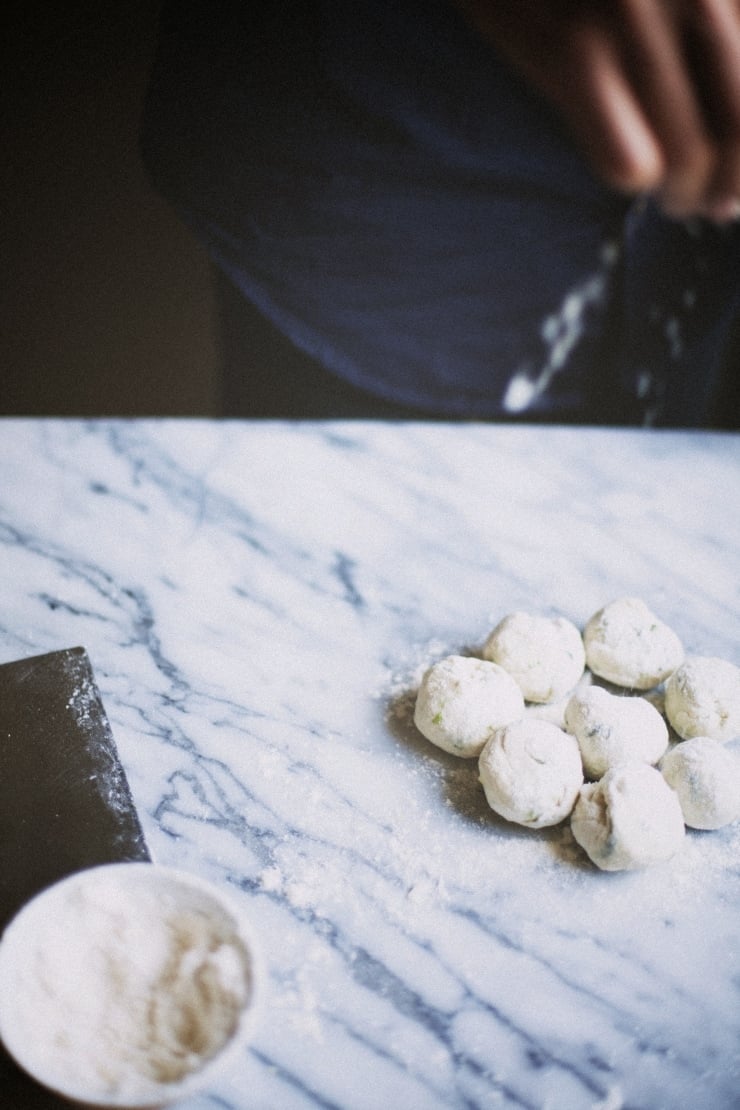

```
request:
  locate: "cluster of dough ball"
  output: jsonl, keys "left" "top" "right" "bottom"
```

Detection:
{"left": 478, "top": 720, "right": 583, "bottom": 830}
{"left": 563, "top": 685, "right": 669, "bottom": 780}
{"left": 583, "top": 597, "right": 683, "bottom": 690}
{"left": 412, "top": 597, "right": 740, "bottom": 871}
{"left": 412, "top": 655, "right": 524, "bottom": 758}
{"left": 571, "top": 764, "right": 686, "bottom": 871}
{"left": 664, "top": 656, "right": 740, "bottom": 744}
{"left": 482, "top": 611, "right": 585, "bottom": 703}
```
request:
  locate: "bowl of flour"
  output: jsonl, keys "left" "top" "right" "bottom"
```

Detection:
{"left": 0, "top": 862, "right": 261, "bottom": 1107}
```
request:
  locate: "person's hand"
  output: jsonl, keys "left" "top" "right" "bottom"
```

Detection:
{"left": 453, "top": 0, "right": 740, "bottom": 221}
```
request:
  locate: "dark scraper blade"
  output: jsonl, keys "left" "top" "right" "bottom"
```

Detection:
{"left": 0, "top": 646, "right": 150, "bottom": 1106}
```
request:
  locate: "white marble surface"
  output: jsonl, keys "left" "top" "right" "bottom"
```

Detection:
{"left": 1, "top": 418, "right": 739, "bottom": 1110}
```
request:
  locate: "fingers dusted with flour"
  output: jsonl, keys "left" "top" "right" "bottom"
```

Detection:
{"left": 683, "top": 0, "right": 740, "bottom": 219}
{"left": 612, "top": 0, "right": 740, "bottom": 218}
{"left": 452, "top": 0, "right": 740, "bottom": 221}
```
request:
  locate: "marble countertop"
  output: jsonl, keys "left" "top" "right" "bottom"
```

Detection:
{"left": 1, "top": 419, "right": 739, "bottom": 1110}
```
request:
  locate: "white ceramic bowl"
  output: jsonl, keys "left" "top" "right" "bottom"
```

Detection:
{"left": 0, "top": 863, "right": 262, "bottom": 1107}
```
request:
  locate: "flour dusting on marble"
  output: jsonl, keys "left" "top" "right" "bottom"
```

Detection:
{"left": 1, "top": 420, "right": 739, "bottom": 1110}
{"left": 64, "top": 660, "right": 141, "bottom": 827}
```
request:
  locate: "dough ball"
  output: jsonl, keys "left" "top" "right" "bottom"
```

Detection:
{"left": 661, "top": 738, "right": 740, "bottom": 829}
{"left": 664, "top": 656, "right": 740, "bottom": 743}
{"left": 583, "top": 597, "right": 683, "bottom": 689}
{"left": 413, "top": 655, "right": 524, "bottom": 758}
{"left": 478, "top": 719, "right": 583, "bottom": 828}
{"left": 564, "top": 685, "right": 669, "bottom": 779}
{"left": 482, "top": 611, "right": 585, "bottom": 704}
{"left": 570, "top": 763, "right": 685, "bottom": 871}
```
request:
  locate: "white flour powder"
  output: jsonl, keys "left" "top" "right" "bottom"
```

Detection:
{"left": 0, "top": 867, "right": 255, "bottom": 1105}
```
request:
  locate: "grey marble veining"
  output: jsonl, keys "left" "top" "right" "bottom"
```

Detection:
{"left": 1, "top": 418, "right": 739, "bottom": 1110}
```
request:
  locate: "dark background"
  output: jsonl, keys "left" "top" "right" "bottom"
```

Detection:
{"left": 2, "top": 1, "right": 219, "bottom": 415}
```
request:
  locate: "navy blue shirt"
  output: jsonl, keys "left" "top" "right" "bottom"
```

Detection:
{"left": 142, "top": 1, "right": 739, "bottom": 425}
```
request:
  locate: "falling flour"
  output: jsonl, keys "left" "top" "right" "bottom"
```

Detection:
{"left": 0, "top": 867, "right": 254, "bottom": 1104}
{"left": 501, "top": 241, "right": 619, "bottom": 415}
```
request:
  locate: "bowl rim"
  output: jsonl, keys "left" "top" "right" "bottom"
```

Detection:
{"left": 0, "top": 861, "right": 263, "bottom": 1108}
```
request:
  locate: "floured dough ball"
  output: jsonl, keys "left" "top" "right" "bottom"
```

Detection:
{"left": 571, "top": 763, "right": 685, "bottom": 871}
{"left": 478, "top": 719, "right": 583, "bottom": 828}
{"left": 664, "top": 656, "right": 740, "bottom": 743}
{"left": 661, "top": 737, "right": 740, "bottom": 829}
{"left": 564, "top": 685, "right": 669, "bottom": 779}
{"left": 583, "top": 597, "right": 683, "bottom": 689}
{"left": 414, "top": 655, "right": 524, "bottom": 758}
{"left": 483, "top": 612, "right": 585, "bottom": 704}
